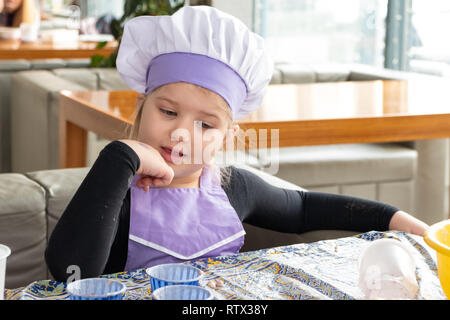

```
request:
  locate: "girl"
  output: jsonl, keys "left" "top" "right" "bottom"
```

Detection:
{"left": 45, "top": 6, "right": 428, "bottom": 282}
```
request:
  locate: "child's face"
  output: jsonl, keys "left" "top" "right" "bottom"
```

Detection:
{"left": 3, "top": 0, "right": 22, "bottom": 13}
{"left": 137, "top": 82, "right": 234, "bottom": 178}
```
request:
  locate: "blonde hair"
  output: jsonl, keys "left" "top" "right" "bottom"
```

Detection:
{"left": 124, "top": 84, "right": 240, "bottom": 188}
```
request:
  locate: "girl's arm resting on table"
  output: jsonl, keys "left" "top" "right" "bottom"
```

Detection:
{"left": 232, "top": 167, "right": 426, "bottom": 235}
{"left": 45, "top": 140, "right": 140, "bottom": 282}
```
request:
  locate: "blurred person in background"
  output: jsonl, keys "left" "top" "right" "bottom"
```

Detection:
{"left": 0, "top": 0, "right": 39, "bottom": 27}
{"left": 0, "top": 0, "right": 24, "bottom": 27}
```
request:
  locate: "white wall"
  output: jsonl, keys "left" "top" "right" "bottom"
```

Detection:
{"left": 211, "top": 0, "right": 254, "bottom": 30}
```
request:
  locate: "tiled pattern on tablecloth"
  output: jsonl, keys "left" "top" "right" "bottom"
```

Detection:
{"left": 4, "top": 231, "right": 446, "bottom": 300}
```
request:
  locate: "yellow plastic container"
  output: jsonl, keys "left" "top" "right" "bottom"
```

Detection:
{"left": 424, "top": 219, "right": 450, "bottom": 299}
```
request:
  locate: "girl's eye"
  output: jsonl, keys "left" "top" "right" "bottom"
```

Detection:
{"left": 195, "top": 121, "right": 213, "bottom": 129}
{"left": 201, "top": 122, "right": 213, "bottom": 129}
{"left": 160, "top": 109, "right": 214, "bottom": 129}
{"left": 160, "top": 108, "right": 177, "bottom": 116}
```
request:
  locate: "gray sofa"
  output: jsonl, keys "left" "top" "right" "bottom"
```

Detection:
{"left": 0, "top": 58, "right": 92, "bottom": 174}
{"left": 6, "top": 63, "right": 449, "bottom": 226}
{"left": 0, "top": 163, "right": 358, "bottom": 289}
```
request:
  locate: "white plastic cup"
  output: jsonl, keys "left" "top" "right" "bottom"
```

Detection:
{"left": 20, "top": 22, "right": 39, "bottom": 42}
{"left": 358, "top": 238, "right": 418, "bottom": 299}
{"left": 0, "top": 244, "right": 11, "bottom": 300}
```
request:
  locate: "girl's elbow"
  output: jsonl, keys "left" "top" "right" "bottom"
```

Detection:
{"left": 44, "top": 245, "right": 69, "bottom": 282}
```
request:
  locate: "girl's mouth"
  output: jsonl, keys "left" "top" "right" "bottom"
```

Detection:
{"left": 161, "top": 146, "right": 185, "bottom": 163}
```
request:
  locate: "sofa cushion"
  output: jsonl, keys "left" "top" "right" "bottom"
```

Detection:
{"left": 64, "top": 58, "right": 91, "bottom": 68}
{"left": 314, "top": 65, "right": 351, "bottom": 82}
{"left": 0, "top": 74, "right": 12, "bottom": 173}
{"left": 270, "top": 68, "right": 282, "bottom": 84}
{"left": 52, "top": 68, "right": 98, "bottom": 90}
{"left": 0, "top": 59, "right": 31, "bottom": 71}
{"left": 90, "top": 68, "right": 130, "bottom": 90}
{"left": 378, "top": 180, "right": 414, "bottom": 213}
{"left": 276, "top": 64, "right": 316, "bottom": 84}
{"left": 26, "top": 167, "right": 90, "bottom": 241}
{"left": 30, "top": 59, "right": 67, "bottom": 70}
{"left": 251, "top": 143, "right": 417, "bottom": 187}
{"left": 276, "top": 63, "right": 351, "bottom": 83}
{"left": 0, "top": 173, "right": 47, "bottom": 289}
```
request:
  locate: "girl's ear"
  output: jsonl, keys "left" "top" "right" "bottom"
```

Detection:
{"left": 135, "top": 93, "right": 146, "bottom": 108}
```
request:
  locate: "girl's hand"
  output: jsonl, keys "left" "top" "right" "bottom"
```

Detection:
{"left": 389, "top": 210, "right": 430, "bottom": 236}
{"left": 119, "top": 139, "right": 174, "bottom": 190}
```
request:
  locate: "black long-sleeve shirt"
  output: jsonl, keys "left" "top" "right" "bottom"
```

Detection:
{"left": 45, "top": 140, "right": 399, "bottom": 282}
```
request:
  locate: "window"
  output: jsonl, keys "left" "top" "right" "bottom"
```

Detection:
{"left": 254, "top": 0, "right": 388, "bottom": 67}
{"left": 77, "top": 0, "right": 124, "bottom": 19}
{"left": 407, "top": 0, "right": 450, "bottom": 76}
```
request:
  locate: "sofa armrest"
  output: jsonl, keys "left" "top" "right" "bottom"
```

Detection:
{"left": 0, "top": 173, "right": 47, "bottom": 289}
{"left": 410, "top": 139, "right": 449, "bottom": 225}
{"left": 10, "top": 70, "right": 89, "bottom": 173}
{"left": 26, "top": 167, "right": 90, "bottom": 241}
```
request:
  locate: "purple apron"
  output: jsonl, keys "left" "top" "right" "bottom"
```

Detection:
{"left": 124, "top": 165, "right": 245, "bottom": 271}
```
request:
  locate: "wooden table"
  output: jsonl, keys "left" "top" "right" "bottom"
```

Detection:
{"left": 59, "top": 79, "right": 450, "bottom": 168}
{"left": 0, "top": 39, "right": 117, "bottom": 59}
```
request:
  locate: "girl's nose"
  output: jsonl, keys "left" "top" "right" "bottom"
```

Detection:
{"left": 170, "top": 118, "right": 198, "bottom": 143}
{"left": 170, "top": 128, "right": 190, "bottom": 143}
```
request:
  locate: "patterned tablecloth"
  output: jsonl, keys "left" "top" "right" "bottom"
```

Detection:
{"left": 4, "top": 231, "right": 446, "bottom": 300}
